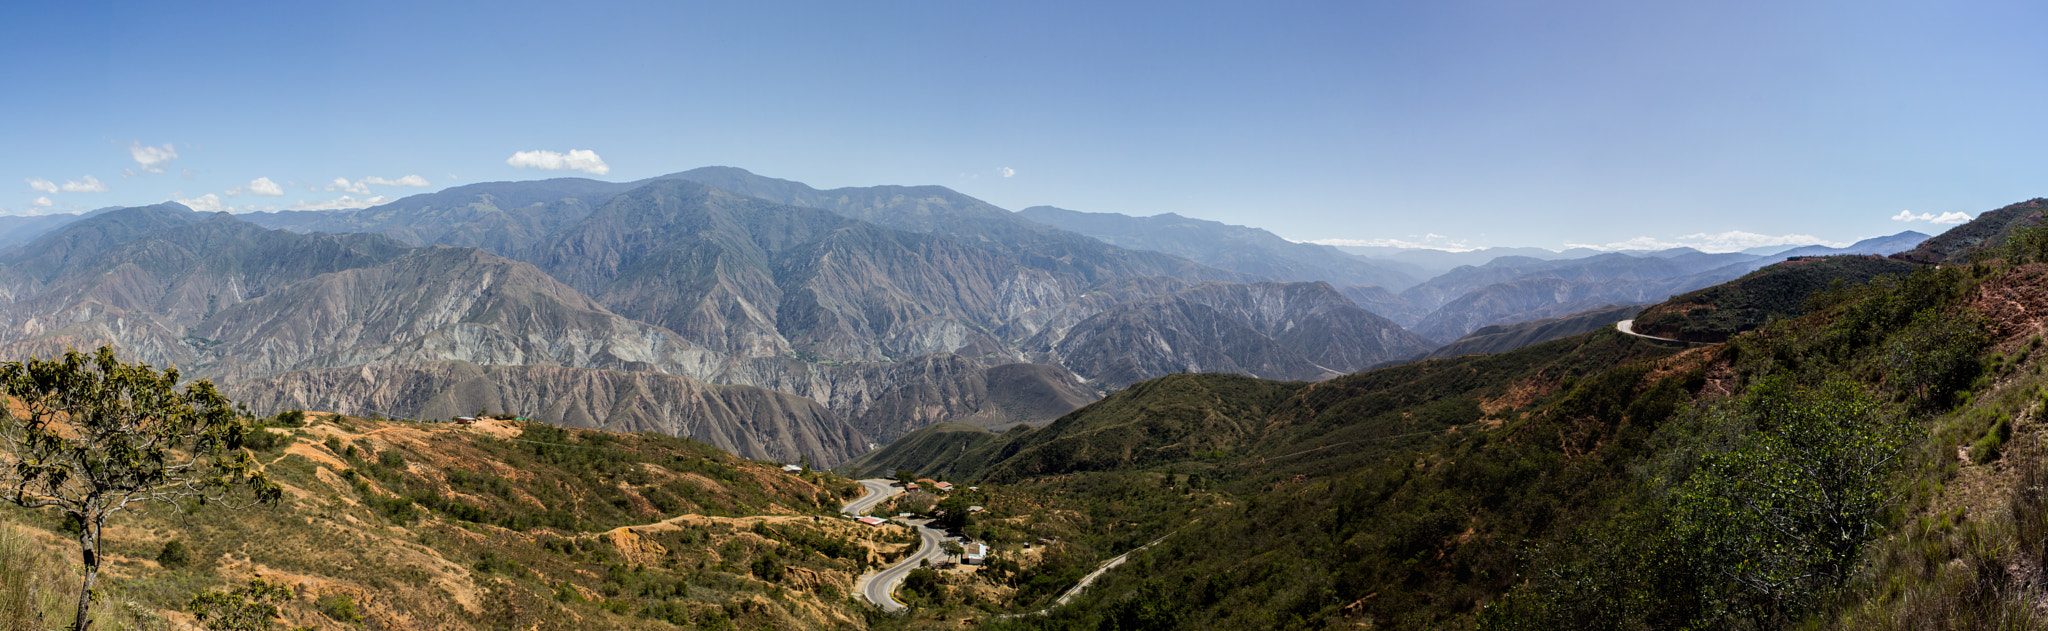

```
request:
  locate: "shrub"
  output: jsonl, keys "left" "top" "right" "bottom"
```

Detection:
{"left": 157, "top": 539, "right": 191, "bottom": 569}
{"left": 1672, "top": 376, "right": 1911, "bottom": 623}
{"left": 189, "top": 577, "right": 296, "bottom": 631}
{"left": 1970, "top": 415, "right": 2012, "bottom": 464}
{"left": 316, "top": 594, "right": 362, "bottom": 623}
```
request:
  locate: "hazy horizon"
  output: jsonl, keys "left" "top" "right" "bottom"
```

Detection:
{"left": 5, "top": 2, "right": 2039, "bottom": 251}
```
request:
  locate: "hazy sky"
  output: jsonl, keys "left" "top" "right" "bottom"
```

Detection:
{"left": 3, "top": 1, "right": 2042, "bottom": 251}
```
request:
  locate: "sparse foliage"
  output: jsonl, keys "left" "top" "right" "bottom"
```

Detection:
{"left": 187, "top": 577, "right": 298, "bottom": 631}
{"left": 0, "top": 346, "right": 281, "bottom": 631}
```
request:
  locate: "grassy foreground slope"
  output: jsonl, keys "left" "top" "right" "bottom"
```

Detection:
{"left": 0, "top": 413, "right": 929, "bottom": 630}
{"left": 864, "top": 202, "right": 2048, "bottom": 630}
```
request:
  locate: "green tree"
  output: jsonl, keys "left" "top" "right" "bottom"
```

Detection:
{"left": 2004, "top": 224, "right": 2048, "bottom": 265}
{"left": 940, "top": 540, "right": 964, "bottom": 564}
{"left": 1672, "top": 376, "right": 1910, "bottom": 625}
{"left": 188, "top": 577, "right": 298, "bottom": 631}
{"left": 0, "top": 347, "right": 281, "bottom": 631}
{"left": 934, "top": 494, "right": 976, "bottom": 530}
{"left": 1883, "top": 307, "right": 1990, "bottom": 407}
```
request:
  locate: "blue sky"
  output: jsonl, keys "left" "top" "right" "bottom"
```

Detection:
{"left": 3, "top": 1, "right": 2042, "bottom": 251}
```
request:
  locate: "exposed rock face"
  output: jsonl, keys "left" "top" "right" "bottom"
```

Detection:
{"left": 1034, "top": 282, "right": 1435, "bottom": 388}
{"left": 0, "top": 172, "right": 1488, "bottom": 464}
{"left": 661, "top": 167, "right": 1251, "bottom": 284}
{"left": 188, "top": 246, "right": 723, "bottom": 383}
{"left": 0, "top": 207, "right": 413, "bottom": 369}
{"left": 837, "top": 357, "right": 1097, "bottom": 439}
{"left": 1338, "top": 285, "right": 1426, "bottom": 327}
{"left": 523, "top": 180, "right": 1080, "bottom": 362}
{"left": 222, "top": 361, "right": 869, "bottom": 466}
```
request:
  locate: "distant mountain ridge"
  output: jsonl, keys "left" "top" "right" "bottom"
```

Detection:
{"left": 0, "top": 171, "right": 1437, "bottom": 464}
{"left": 1013, "top": 205, "right": 1420, "bottom": 290}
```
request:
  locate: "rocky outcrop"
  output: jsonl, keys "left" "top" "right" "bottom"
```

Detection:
{"left": 1033, "top": 282, "right": 1436, "bottom": 388}
{"left": 524, "top": 180, "right": 1081, "bottom": 362}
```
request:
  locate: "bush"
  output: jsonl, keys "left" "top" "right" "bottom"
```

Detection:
{"left": 157, "top": 539, "right": 191, "bottom": 569}
{"left": 189, "top": 577, "right": 296, "bottom": 631}
{"left": 1672, "top": 376, "right": 1911, "bottom": 624}
{"left": 317, "top": 594, "right": 363, "bottom": 623}
{"left": 1970, "top": 415, "right": 2012, "bottom": 464}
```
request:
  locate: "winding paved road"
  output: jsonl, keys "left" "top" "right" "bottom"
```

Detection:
{"left": 842, "top": 479, "right": 902, "bottom": 516}
{"left": 1615, "top": 319, "right": 1691, "bottom": 344}
{"left": 843, "top": 479, "right": 948, "bottom": 612}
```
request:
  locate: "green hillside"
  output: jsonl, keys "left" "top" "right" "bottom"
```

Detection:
{"left": 863, "top": 211, "right": 2048, "bottom": 629}
{"left": 1631, "top": 254, "right": 1918, "bottom": 342}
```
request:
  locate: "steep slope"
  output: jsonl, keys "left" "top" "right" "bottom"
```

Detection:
{"left": 241, "top": 177, "right": 627, "bottom": 254}
{"left": 1632, "top": 254, "right": 1920, "bottom": 342}
{"left": 0, "top": 212, "right": 86, "bottom": 249}
{"left": 188, "top": 245, "right": 722, "bottom": 382}
{"left": 1015, "top": 205, "right": 1418, "bottom": 290}
{"left": 9, "top": 412, "right": 904, "bottom": 630}
{"left": 525, "top": 179, "right": 1077, "bottom": 362}
{"left": 222, "top": 362, "right": 868, "bottom": 466}
{"left": 1338, "top": 284, "right": 1427, "bottom": 326}
{"left": 836, "top": 357, "right": 1096, "bottom": 438}
{"left": 1892, "top": 198, "right": 2046, "bottom": 264}
{"left": 1033, "top": 281, "right": 1436, "bottom": 388}
{"left": 1401, "top": 250, "right": 1758, "bottom": 315}
{"left": 0, "top": 202, "right": 208, "bottom": 290}
{"left": 0, "top": 208, "right": 415, "bottom": 368}
{"left": 1410, "top": 277, "right": 1685, "bottom": 343}
{"left": 1419, "top": 303, "right": 1644, "bottom": 359}
{"left": 660, "top": 166, "right": 1250, "bottom": 284}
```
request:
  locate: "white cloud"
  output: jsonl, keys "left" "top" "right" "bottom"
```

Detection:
{"left": 285, "top": 195, "right": 389, "bottom": 211}
{"left": 999, "top": 167, "right": 1016, "bottom": 178}
{"left": 506, "top": 149, "right": 609, "bottom": 175}
{"left": 1304, "top": 233, "right": 1476, "bottom": 252}
{"left": 59, "top": 175, "right": 107, "bottom": 193}
{"left": 1565, "top": 231, "right": 1846, "bottom": 253}
{"left": 26, "top": 178, "right": 58, "bottom": 194}
{"left": 364, "top": 174, "right": 430, "bottom": 187}
{"left": 322, "top": 175, "right": 427, "bottom": 194}
{"left": 128, "top": 142, "right": 178, "bottom": 174}
{"left": 325, "top": 177, "right": 372, "bottom": 195}
{"left": 228, "top": 177, "right": 286, "bottom": 197}
{"left": 30, "top": 197, "right": 52, "bottom": 208}
{"left": 175, "top": 194, "right": 231, "bottom": 212}
{"left": 1891, "top": 210, "right": 1972, "bottom": 224}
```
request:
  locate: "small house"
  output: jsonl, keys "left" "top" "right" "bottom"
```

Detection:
{"left": 904, "top": 483, "right": 918, "bottom": 490}
{"left": 781, "top": 464, "right": 803, "bottom": 473}
{"left": 454, "top": 417, "right": 477, "bottom": 425}
{"left": 934, "top": 482, "right": 955, "bottom": 492}
{"left": 962, "top": 542, "right": 990, "bottom": 565}
{"left": 856, "top": 516, "right": 887, "bottom": 526}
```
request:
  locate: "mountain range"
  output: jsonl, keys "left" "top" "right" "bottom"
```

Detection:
{"left": 0, "top": 170, "right": 1436, "bottom": 465}
{"left": 0, "top": 167, "right": 1937, "bottom": 468}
